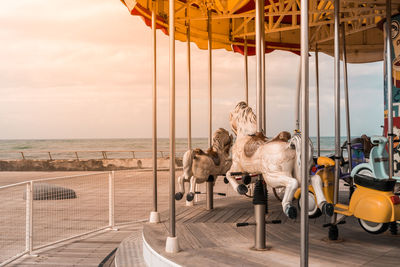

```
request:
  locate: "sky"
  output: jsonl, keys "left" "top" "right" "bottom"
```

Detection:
{"left": 0, "top": 0, "right": 385, "bottom": 139}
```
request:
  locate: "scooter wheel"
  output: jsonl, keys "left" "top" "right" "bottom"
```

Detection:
{"left": 358, "top": 219, "right": 389, "bottom": 234}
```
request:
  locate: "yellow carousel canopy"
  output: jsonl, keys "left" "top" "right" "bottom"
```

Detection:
{"left": 121, "top": 0, "right": 400, "bottom": 63}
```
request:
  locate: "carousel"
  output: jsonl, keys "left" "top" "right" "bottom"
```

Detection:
{"left": 119, "top": 0, "right": 400, "bottom": 265}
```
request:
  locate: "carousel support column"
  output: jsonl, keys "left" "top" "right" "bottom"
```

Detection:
{"left": 315, "top": 45, "right": 321, "bottom": 157}
{"left": 261, "top": 0, "right": 266, "bottom": 133}
{"left": 256, "top": 0, "right": 264, "bottom": 133}
{"left": 149, "top": 0, "right": 160, "bottom": 224}
{"left": 186, "top": 7, "right": 195, "bottom": 207}
{"left": 342, "top": 23, "right": 353, "bottom": 176}
{"left": 386, "top": 0, "right": 394, "bottom": 179}
{"left": 253, "top": 177, "right": 267, "bottom": 250}
{"left": 165, "top": 0, "right": 179, "bottom": 253}
{"left": 208, "top": 10, "right": 213, "bottom": 147}
{"left": 244, "top": 35, "right": 249, "bottom": 104}
{"left": 206, "top": 9, "right": 214, "bottom": 210}
{"left": 330, "top": 0, "right": 341, "bottom": 241}
{"left": 206, "top": 176, "right": 214, "bottom": 210}
{"left": 300, "top": 0, "right": 310, "bottom": 263}
{"left": 187, "top": 9, "right": 192, "bottom": 151}
{"left": 295, "top": 58, "right": 301, "bottom": 131}
{"left": 254, "top": 0, "right": 267, "bottom": 250}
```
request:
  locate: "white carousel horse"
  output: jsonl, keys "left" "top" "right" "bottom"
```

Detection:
{"left": 226, "top": 101, "right": 333, "bottom": 219}
{"left": 175, "top": 128, "right": 233, "bottom": 202}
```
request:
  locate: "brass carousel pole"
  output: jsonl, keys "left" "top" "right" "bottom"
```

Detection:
{"left": 165, "top": 0, "right": 179, "bottom": 253}
{"left": 330, "top": 0, "right": 341, "bottom": 241}
{"left": 254, "top": 0, "right": 266, "bottom": 250}
{"left": 206, "top": 9, "right": 214, "bottom": 210}
{"left": 300, "top": 0, "right": 310, "bottom": 263}
{"left": 149, "top": 0, "right": 160, "bottom": 224}
{"left": 386, "top": 0, "right": 394, "bottom": 179}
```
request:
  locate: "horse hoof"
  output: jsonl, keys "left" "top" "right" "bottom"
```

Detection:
{"left": 175, "top": 192, "right": 183, "bottom": 201}
{"left": 322, "top": 203, "right": 334, "bottom": 217}
{"left": 186, "top": 192, "right": 195, "bottom": 202}
{"left": 237, "top": 184, "right": 248, "bottom": 195}
{"left": 285, "top": 205, "right": 297, "bottom": 219}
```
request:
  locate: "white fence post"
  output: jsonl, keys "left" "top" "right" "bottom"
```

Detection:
{"left": 25, "top": 181, "right": 33, "bottom": 255}
{"left": 109, "top": 171, "right": 115, "bottom": 229}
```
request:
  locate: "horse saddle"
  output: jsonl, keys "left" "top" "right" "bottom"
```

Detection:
{"left": 244, "top": 131, "right": 291, "bottom": 158}
{"left": 193, "top": 148, "right": 221, "bottom": 166}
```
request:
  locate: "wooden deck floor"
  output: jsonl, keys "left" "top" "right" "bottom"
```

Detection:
{"left": 144, "top": 195, "right": 400, "bottom": 267}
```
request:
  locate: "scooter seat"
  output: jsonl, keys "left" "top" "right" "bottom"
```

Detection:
{"left": 354, "top": 174, "right": 396, "bottom": 192}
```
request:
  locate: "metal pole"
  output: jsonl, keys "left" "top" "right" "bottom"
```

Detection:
{"left": 208, "top": 10, "right": 213, "bottom": 147}
{"left": 300, "top": 0, "right": 309, "bottom": 263}
{"left": 332, "top": 0, "right": 341, "bottom": 227}
{"left": 187, "top": 4, "right": 192, "bottom": 150}
{"left": 26, "top": 181, "right": 33, "bottom": 254}
{"left": 342, "top": 23, "right": 352, "bottom": 173}
{"left": 295, "top": 59, "right": 301, "bottom": 131}
{"left": 253, "top": 178, "right": 266, "bottom": 250}
{"left": 386, "top": 0, "right": 394, "bottom": 179}
{"left": 109, "top": 171, "right": 115, "bottom": 228}
{"left": 315, "top": 45, "right": 321, "bottom": 157}
{"left": 169, "top": 0, "right": 176, "bottom": 238}
{"left": 256, "top": 0, "right": 263, "bottom": 132}
{"left": 261, "top": 0, "right": 266, "bottom": 134}
{"left": 206, "top": 178, "right": 214, "bottom": 210}
{"left": 254, "top": 203, "right": 266, "bottom": 249}
{"left": 206, "top": 10, "right": 214, "bottom": 209}
{"left": 244, "top": 35, "right": 249, "bottom": 104}
{"left": 152, "top": 0, "right": 158, "bottom": 214}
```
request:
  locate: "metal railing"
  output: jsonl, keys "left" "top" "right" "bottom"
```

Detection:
{"left": 0, "top": 148, "right": 335, "bottom": 161}
{"left": 0, "top": 150, "right": 187, "bottom": 161}
{"left": 0, "top": 168, "right": 238, "bottom": 266}
{"left": 0, "top": 170, "right": 173, "bottom": 266}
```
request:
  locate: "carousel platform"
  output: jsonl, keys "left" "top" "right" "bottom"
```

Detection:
{"left": 118, "top": 194, "right": 400, "bottom": 267}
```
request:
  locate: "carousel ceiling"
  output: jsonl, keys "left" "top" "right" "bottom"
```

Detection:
{"left": 121, "top": 0, "right": 400, "bottom": 63}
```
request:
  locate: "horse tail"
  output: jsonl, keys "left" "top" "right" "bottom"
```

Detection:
{"left": 182, "top": 149, "right": 195, "bottom": 179}
{"left": 289, "top": 133, "right": 314, "bottom": 182}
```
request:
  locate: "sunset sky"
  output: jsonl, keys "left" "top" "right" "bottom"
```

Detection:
{"left": 0, "top": 0, "right": 384, "bottom": 139}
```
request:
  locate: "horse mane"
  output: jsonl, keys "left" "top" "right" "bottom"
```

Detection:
{"left": 244, "top": 132, "right": 267, "bottom": 157}
{"left": 212, "top": 128, "right": 231, "bottom": 152}
{"left": 231, "top": 102, "right": 257, "bottom": 135}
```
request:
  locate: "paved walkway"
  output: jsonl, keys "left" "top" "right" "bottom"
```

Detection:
{"left": 9, "top": 223, "right": 143, "bottom": 267}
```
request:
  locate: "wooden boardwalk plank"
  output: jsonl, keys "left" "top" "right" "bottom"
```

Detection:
{"left": 144, "top": 196, "right": 400, "bottom": 267}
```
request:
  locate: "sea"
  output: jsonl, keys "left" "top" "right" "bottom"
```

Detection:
{"left": 0, "top": 137, "right": 348, "bottom": 160}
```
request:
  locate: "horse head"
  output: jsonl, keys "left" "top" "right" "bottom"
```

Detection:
{"left": 212, "top": 128, "right": 233, "bottom": 156}
{"left": 230, "top": 101, "right": 257, "bottom": 137}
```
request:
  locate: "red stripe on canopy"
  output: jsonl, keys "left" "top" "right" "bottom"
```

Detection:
{"left": 232, "top": 38, "right": 300, "bottom": 56}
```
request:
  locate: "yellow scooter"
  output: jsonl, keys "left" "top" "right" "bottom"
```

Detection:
{"left": 334, "top": 174, "right": 400, "bottom": 234}
{"left": 293, "top": 157, "right": 400, "bottom": 235}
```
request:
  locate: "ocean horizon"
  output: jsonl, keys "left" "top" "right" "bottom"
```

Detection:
{"left": 0, "top": 137, "right": 350, "bottom": 160}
